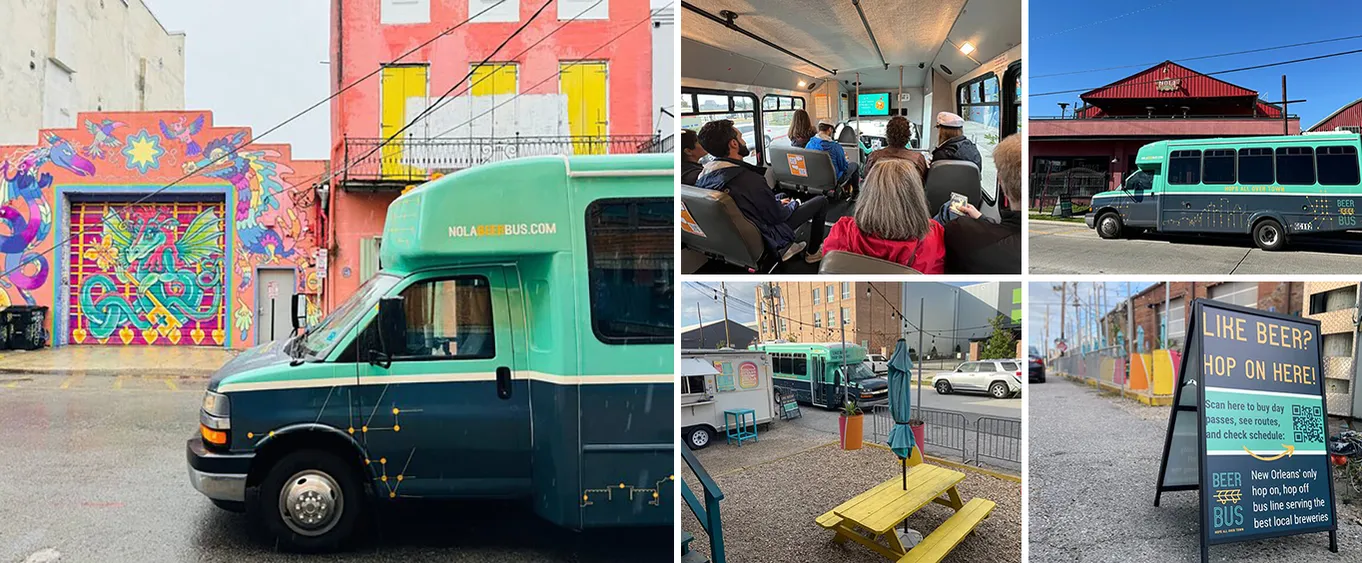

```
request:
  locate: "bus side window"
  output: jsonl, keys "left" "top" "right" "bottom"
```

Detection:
{"left": 1168, "top": 150, "right": 1201, "bottom": 185}
{"left": 585, "top": 198, "right": 673, "bottom": 344}
{"left": 1276, "top": 146, "right": 1315, "bottom": 185}
{"left": 1237, "top": 148, "right": 1274, "bottom": 185}
{"left": 1203, "top": 149, "right": 1235, "bottom": 185}
{"left": 1317, "top": 146, "right": 1360, "bottom": 186}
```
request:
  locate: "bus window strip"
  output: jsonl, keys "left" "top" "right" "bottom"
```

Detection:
{"left": 1165, "top": 145, "right": 1360, "bottom": 187}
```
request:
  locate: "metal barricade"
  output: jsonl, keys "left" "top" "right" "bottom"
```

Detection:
{"left": 917, "top": 408, "right": 969, "bottom": 462}
{"left": 975, "top": 416, "right": 1022, "bottom": 466}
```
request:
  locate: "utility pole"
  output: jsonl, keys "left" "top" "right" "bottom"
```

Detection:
{"left": 697, "top": 303, "right": 705, "bottom": 348}
{"left": 1163, "top": 283, "right": 1171, "bottom": 350}
{"left": 841, "top": 309, "right": 849, "bottom": 408}
{"left": 720, "top": 282, "right": 731, "bottom": 348}
{"left": 1059, "top": 282, "right": 1067, "bottom": 353}
{"left": 918, "top": 297, "right": 925, "bottom": 414}
{"left": 1044, "top": 303, "right": 1051, "bottom": 358}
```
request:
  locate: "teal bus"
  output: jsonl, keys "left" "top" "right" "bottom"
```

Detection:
{"left": 1086, "top": 132, "right": 1362, "bottom": 250}
{"left": 186, "top": 155, "right": 674, "bottom": 550}
{"left": 752, "top": 342, "right": 886, "bottom": 409}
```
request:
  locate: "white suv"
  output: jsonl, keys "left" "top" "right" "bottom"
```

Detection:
{"left": 932, "top": 360, "right": 1023, "bottom": 399}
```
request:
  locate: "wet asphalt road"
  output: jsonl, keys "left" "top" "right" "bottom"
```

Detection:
{"left": 0, "top": 377, "right": 670, "bottom": 562}
{"left": 1030, "top": 377, "right": 1362, "bottom": 562}
{"left": 1029, "top": 220, "right": 1362, "bottom": 274}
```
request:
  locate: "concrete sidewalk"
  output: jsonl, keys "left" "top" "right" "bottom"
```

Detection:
{"left": 0, "top": 346, "right": 237, "bottom": 377}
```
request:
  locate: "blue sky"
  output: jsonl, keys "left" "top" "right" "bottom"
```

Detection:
{"left": 1027, "top": 282, "right": 1155, "bottom": 352}
{"left": 681, "top": 281, "right": 978, "bottom": 329}
{"left": 1029, "top": 0, "right": 1362, "bottom": 128}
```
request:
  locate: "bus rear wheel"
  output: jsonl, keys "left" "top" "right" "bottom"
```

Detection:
{"left": 1253, "top": 219, "right": 1286, "bottom": 251}
{"left": 1097, "top": 212, "right": 1124, "bottom": 239}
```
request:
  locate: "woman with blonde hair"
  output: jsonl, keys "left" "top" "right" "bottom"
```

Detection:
{"left": 820, "top": 159, "right": 945, "bottom": 273}
{"left": 787, "top": 109, "right": 816, "bottom": 148}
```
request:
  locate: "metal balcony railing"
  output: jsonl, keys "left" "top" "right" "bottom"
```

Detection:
{"left": 340, "top": 134, "right": 669, "bottom": 184}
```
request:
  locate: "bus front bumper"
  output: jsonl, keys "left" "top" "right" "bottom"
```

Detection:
{"left": 186, "top": 437, "right": 253, "bottom": 502}
{"left": 1084, "top": 213, "right": 1096, "bottom": 229}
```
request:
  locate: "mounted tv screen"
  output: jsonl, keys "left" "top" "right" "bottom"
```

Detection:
{"left": 857, "top": 93, "right": 890, "bottom": 116}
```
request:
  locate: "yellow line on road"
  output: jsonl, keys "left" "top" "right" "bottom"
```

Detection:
{"left": 163, "top": 378, "right": 178, "bottom": 391}
{"left": 60, "top": 372, "right": 86, "bottom": 389}
{"left": 113, "top": 376, "right": 125, "bottom": 390}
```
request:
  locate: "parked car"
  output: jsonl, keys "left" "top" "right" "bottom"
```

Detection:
{"left": 865, "top": 353, "right": 890, "bottom": 375}
{"left": 932, "top": 360, "right": 1023, "bottom": 399}
{"left": 1028, "top": 353, "right": 1045, "bottom": 383}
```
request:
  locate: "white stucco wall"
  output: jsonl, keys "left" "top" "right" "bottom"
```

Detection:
{"left": 0, "top": 0, "right": 185, "bottom": 145}
{"left": 650, "top": 2, "right": 674, "bottom": 138}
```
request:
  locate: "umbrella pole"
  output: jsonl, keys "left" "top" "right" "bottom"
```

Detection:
{"left": 902, "top": 456, "right": 907, "bottom": 489}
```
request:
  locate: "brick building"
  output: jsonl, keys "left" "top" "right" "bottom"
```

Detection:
{"left": 754, "top": 282, "right": 903, "bottom": 356}
{"left": 1103, "top": 282, "right": 1303, "bottom": 354}
{"left": 1302, "top": 282, "right": 1360, "bottom": 419}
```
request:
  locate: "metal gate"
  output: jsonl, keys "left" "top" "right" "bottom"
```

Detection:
{"left": 67, "top": 201, "right": 227, "bottom": 346}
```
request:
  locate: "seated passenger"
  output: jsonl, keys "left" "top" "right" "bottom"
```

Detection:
{"left": 943, "top": 133, "right": 1022, "bottom": 274}
{"left": 681, "top": 129, "right": 706, "bottom": 185}
{"left": 821, "top": 159, "right": 945, "bottom": 274}
{"left": 931, "top": 112, "right": 982, "bottom": 170}
{"left": 787, "top": 109, "right": 816, "bottom": 148}
{"left": 694, "top": 119, "right": 828, "bottom": 263}
{"left": 805, "top": 119, "right": 861, "bottom": 196}
{"left": 865, "top": 115, "right": 928, "bottom": 179}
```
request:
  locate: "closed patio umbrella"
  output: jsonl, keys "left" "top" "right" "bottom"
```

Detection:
{"left": 887, "top": 338, "right": 916, "bottom": 489}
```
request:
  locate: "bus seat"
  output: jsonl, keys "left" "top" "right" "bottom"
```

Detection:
{"left": 764, "top": 165, "right": 777, "bottom": 190}
{"left": 680, "top": 184, "right": 767, "bottom": 270}
{"left": 924, "top": 160, "right": 982, "bottom": 214}
{"left": 978, "top": 177, "right": 1002, "bottom": 223}
{"left": 834, "top": 123, "right": 863, "bottom": 166}
{"left": 769, "top": 146, "right": 843, "bottom": 196}
{"left": 817, "top": 251, "right": 921, "bottom": 274}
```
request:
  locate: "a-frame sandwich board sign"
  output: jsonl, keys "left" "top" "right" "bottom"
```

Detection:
{"left": 1154, "top": 298, "right": 1337, "bottom": 563}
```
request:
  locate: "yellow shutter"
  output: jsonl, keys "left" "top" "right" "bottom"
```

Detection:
{"left": 560, "top": 62, "right": 608, "bottom": 154}
{"left": 379, "top": 65, "right": 429, "bottom": 180}
{"left": 471, "top": 63, "right": 517, "bottom": 96}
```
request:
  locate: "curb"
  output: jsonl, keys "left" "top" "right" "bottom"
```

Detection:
{"left": 0, "top": 368, "right": 215, "bottom": 379}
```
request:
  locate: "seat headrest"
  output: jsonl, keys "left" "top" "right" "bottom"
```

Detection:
{"left": 817, "top": 251, "right": 921, "bottom": 274}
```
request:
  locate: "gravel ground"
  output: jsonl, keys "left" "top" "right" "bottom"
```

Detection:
{"left": 682, "top": 424, "right": 1021, "bottom": 562}
{"left": 1031, "top": 377, "right": 1362, "bottom": 562}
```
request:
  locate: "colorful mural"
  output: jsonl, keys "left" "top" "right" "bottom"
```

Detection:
{"left": 0, "top": 110, "right": 326, "bottom": 348}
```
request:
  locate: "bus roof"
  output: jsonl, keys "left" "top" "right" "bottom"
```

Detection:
{"left": 755, "top": 342, "right": 866, "bottom": 353}
{"left": 1136, "top": 132, "right": 1362, "bottom": 172}
{"left": 378, "top": 154, "right": 673, "bottom": 275}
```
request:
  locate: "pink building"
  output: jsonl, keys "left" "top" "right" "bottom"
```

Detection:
{"left": 325, "top": 0, "right": 660, "bottom": 305}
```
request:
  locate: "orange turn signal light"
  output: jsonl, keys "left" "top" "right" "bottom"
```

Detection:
{"left": 201, "top": 424, "right": 228, "bottom": 446}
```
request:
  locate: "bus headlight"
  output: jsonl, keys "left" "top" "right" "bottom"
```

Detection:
{"left": 201, "top": 391, "right": 231, "bottom": 431}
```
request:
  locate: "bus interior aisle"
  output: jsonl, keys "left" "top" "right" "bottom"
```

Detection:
{"left": 679, "top": 0, "right": 1023, "bottom": 275}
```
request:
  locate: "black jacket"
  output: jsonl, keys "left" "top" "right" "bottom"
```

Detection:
{"left": 944, "top": 209, "right": 1021, "bottom": 274}
{"left": 681, "top": 159, "right": 704, "bottom": 185}
{"left": 694, "top": 158, "right": 794, "bottom": 252}
{"left": 932, "top": 135, "right": 982, "bottom": 170}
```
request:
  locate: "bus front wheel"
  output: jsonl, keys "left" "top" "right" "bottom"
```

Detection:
{"left": 1097, "top": 212, "right": 1124, "bottom": 239}
{"left": 1253, "top": 219, "right": 1287, "bottom": 251}
{"left": 253, "top": 449, "right": 366, "bottom": 552}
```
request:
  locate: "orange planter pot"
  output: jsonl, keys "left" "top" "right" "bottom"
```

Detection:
{"left": 839, "top": 414, "right": 864, "bottom": 450}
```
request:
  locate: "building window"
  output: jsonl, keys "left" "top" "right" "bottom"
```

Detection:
{"left": 559, "top": 0, "right": 607, "bottom": 20}
{"left": 841, "top": 282, "right": 850, "bottom": 300}
{"left": 469, "top": 0, "right": 518, "bottom": 23}
{"left": 812, "top": 288, "right": 820, "bottom": 305}
{"left": 1202, "top": 149, "right": 1235, "bottom": 185}
{"left": 813, "top": 312, "right": 821, "bottom": 328}
{"left": 1237, "top": 148, "right": 1274, "bottom": 185}
{"left": 585, "top": 198, "right": 672, "bottom": 344}
{"left": 779, "top": 319, "right": 786, "bottom": 334}
{"left": 1166, "top": 297, "right": 1186, "bottom": 347}
{"left": 359, "top": 236, "right": 383, "bottom": 282}
{"left": 382, "top": 0, "right": 431, "bottom": 24}
{"left": 1167, "top": 150, "right": 1201, "bottom": 185}
{"left": 1208, "top": 282, "right": 1258, "bottom": 309}
{"left": 1310, "top": 286, "right": 1358, "bottom": 315}
{"left": 826, "top": 284, "right": 834, "bottom": 302}
{"left": 1323, "top": 333, "right": 1353, "bottom": 359}
{"left": 1031, "top": 156, "right": 1111, "bottom": 202}
{"left": 1276, "top": 146, "right": 1315, "bottom": 185}
{"left": 1317, "top": 146, "right": 1360, "bottom": 186}
{"left": 842, "top": 307, "right": 851, "bottom": 326}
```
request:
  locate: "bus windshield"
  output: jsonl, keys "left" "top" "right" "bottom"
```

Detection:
{"left": 295, "top": 273, "right": 400, "bottom": 359}
{"left": 843, "top": 362, "right": 878, "bottom": 382}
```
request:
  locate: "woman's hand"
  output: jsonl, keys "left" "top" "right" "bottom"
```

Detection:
{"left": 957, "top": 202, "right": 983, "bottom": 219}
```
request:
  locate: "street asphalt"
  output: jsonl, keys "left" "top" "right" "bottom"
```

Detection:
{"left": 0, "top": 376, "right": 669, "bottom": 562}
{"left": 1028, "top": 219, "right": 1362, "bottom": 274}
{"left": 1030, "top": 376, "right": 1362, "bottom": 562}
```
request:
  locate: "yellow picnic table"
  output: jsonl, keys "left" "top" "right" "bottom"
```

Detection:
{"left": 816, "top": 458, "right": 996, "bottom": 563}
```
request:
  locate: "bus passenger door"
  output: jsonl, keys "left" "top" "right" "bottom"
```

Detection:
{"left": 354, "top": 268, "right": 530, "bottom": 498}
{"left": 811, "top": 356, "right": 825, "bottom": 407}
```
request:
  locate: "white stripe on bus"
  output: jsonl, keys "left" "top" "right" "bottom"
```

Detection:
{"left": 216, "top": 371, "right": 673, "bottom": 393}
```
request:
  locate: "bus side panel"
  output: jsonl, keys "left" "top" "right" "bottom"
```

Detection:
{"left": 530, "top": 379, "right": 583, "bottom": 528}
{"left": 1283, "top": 194, "right": 1359, "bottom": 234}
{"left": 773, "top": 376, "right": 812, "bottom": 405}
{"left": 578, "top": 381, "right": 674, "bottom": 528}
{"left": 1159, "top": 193, "right": 1257, "bottom": 234}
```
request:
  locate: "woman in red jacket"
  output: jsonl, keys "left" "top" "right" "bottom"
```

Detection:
{"left": 821, "top": 159, "right": 946, "bottom": 274}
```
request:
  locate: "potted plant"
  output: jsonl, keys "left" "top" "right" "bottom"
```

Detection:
{"left": 838, "top": 400, "right": 864, "bottom": 450}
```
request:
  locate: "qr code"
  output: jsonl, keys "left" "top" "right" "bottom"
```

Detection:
{"left": 1292, "top": 404, "right": 1324, "bottom": 443}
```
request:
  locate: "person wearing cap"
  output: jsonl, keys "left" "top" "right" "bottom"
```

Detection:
{"left": 693, "top": 119, "right": 829, "bottom": 264}
{"left": 931, "top": 111, "right": 982, "bottom": 170}
{"left": 804, "top": 119, "right": 860, "bottom": 197}
{"left": 681, "top": 129, "right": 706, "bottom": 185}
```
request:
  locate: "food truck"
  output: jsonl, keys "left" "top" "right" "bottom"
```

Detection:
{"left": 185, "top": 154, "right": 674, "bottom": 550}
{"left": 680, "top": 349, "right": 776, "bottom": 450}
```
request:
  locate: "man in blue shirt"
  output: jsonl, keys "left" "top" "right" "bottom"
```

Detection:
{"left": 804, "top": 119, "right": 860, "bottom": 198}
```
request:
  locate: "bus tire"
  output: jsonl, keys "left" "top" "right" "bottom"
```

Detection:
{"left": 1096, "top": 212, "right": 1124, "bottom": 239}
{"left": 684, "top": 426, "right": 714, "bottom": 450}
{"left": 1253, "top": 219, "right": 1286, "bottom": 251}
{"left": 253, "top": 449, "right": 366, "bottom": 552}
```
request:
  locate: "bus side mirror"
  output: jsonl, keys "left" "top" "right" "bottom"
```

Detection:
{"left": 369, "top": 296, "right": 406, "bottom": 369}
{"left": 290, "top": 294, "right": 308, "bottom": 332}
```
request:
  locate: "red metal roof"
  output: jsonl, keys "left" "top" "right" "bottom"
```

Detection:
{"left": 1081, "top": 61, "right": 1259, "bottom": 101}
{"left": 1309, "top": 97, "right": 1362, "bottom": 131}
{"left": 1254, "top": 100, "right": 1283, "bottom": 118}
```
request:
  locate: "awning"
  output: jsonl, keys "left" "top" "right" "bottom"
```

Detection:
{"left": 681, "top": 358, "right": 722, "bottom": 377}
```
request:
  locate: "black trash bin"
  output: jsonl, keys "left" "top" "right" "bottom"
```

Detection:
{"left": 0, "top": 306, "right": 48, "bottom": 350}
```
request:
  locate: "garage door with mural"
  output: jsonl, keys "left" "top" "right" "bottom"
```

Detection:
{"left": 67, "top": 201, "right": 227, "bottom": 346}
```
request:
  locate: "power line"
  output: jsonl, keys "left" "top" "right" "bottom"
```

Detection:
{"left": 1032, "top": 33, "right": 1362, "bottom": 79}
{"left": 1032, "top": 47, "right": 1362, "bottom": 98}
{"left": 0, "top": 0, "right": 511, "bottom": 281}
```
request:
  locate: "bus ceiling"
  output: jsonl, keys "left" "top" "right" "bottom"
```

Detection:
{"left": 680, "top": 0, "right": 1020, "bottom": 91}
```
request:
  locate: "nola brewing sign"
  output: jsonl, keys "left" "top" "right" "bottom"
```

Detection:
{"left": 1155, "top": 299, "right": 1337, "bottom": 562}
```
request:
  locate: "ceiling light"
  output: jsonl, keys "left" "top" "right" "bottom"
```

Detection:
{"left": 798, "top": 80, "right": 806, "bottom": 87}
{"left": 959, "top": 42, "right": 976, "bottom": 56}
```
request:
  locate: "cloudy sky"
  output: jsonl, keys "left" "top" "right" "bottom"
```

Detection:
{"left": 1027, "top": 281, "right": 1156, "bottom": 352}
{"left": 681, "top": 281, "right": 984, "bottom": 331}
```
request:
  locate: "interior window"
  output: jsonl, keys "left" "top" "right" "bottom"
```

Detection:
{"left": 1168, "top": 150, "right": 1201, "bottom": 185}
{"left": 1276, "top": 146, "right": 1316, "bottom": 185}
{"left": 586, "top": 198, "right": 673, "bottom": 344}
{"left": 1202, "top": 149, "right": 1235, "bottom": 184}
{"left": 1237, "top": 147, "right": 1274, "bottom": 184}
{"left": 1317, "top": 145, "right": 1360, "bottom": 186}
{"left": 681, "top": 89, "right": 763, "bottom": 166}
